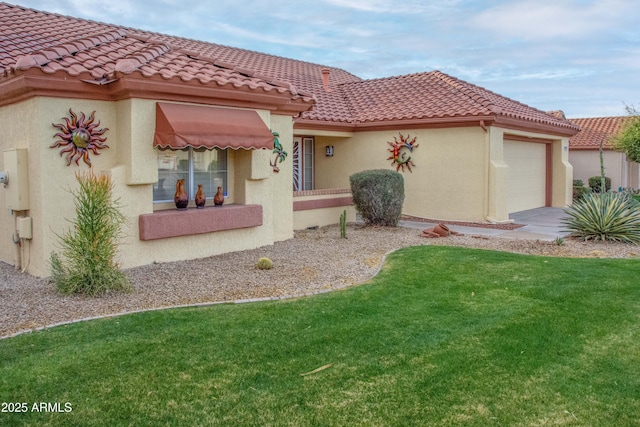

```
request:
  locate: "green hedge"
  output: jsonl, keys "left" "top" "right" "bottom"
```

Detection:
{"left": 573, "top": 179, "right": 589, "bottom": 201}
{"left": 588, "top": 176, "right": 611, "bottom": 193}
{"left": 350, "top": 169, "right": 404, "bottom": 226}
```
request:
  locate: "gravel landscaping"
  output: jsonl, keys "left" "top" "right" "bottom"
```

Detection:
{"left": 2, "top": 224, "right": 639, "bottom": 339}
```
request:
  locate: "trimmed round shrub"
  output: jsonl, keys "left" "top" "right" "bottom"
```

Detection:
{"left": 349, "top": 169, "right": 404, "bottom": 226}
{"left": 256, "top": 257, "right": 273, "bottom": 270}
{"left": 588, "top": 176, "right": 611, "bottom": 193}
{"left": 573, "top": 179, "right": 589, "bottom": 201}
{"left": 563, "top": 191, "right": 640, "bottom": 243}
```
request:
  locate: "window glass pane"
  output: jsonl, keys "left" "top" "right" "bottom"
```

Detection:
{"left": 303, "top": 138, "right": 314, "bottom": 190}
{"left": 155, "top": 149, "right": 189, "bottom": 202}
{"left": 154, "top": 148, "right": 227, "bottom": 204}
{"left": 193, "top": 148, "right": 227, "bottom": 200}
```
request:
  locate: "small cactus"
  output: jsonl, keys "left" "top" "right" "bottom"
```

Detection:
{"left": 256, "top": 257, "right": 273, "bottom": 270}
{"left": 340, "top": 209, "right": 347, "bottom": 239}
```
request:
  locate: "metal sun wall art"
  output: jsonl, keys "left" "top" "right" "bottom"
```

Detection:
{"left": 387, "top": 133, "right": 419, "bottom": 172}
{"left": 270, "top": 131, "right": 287, "bottom": 172}
{"left": 51, "top": 109, "right": 109, "bottom": 167}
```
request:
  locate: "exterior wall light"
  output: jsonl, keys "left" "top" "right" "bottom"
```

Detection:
{"left": 325, "top": 145, "right": 334, "bottom": 157}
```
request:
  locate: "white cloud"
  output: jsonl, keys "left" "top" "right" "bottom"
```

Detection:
{"left": 320, "top": 0, "right": 463, "bottom": 15}
{"left": 468, "top": 0, "right": 634, "bottom": 40}
{"left": 10, "top": 0, "right": 640, "bottom": 117}
{"left": 208, "top": 23, "right": 329, "bottom": 49}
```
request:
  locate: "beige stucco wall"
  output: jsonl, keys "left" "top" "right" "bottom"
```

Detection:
{"left": 570, "top": 150, "right": 640, "bottom": 191}
{"left": 306, "top": 125, "right": 572, "bottom": 223}
{"left": 1, "top": 98, "right": 119, "bottom": 277}
{"left": 552, "top": 137, "right": 573, "bottom": 208}
{"left": 310, "top": 127, "right": 489, "bottom": 222}
{"left": 485, "top": 127, "right": 509, "bottom": 221}
{"left": 266, "top": 114, "right": 296, "bottom": 242}
{"left": 0, "top": 97, "right": 295, "bottom": 277}
{"left": 292, "top": 191, "right": 356, "bottom": 230}
{"left": 0, "top": 99, "right": 40, "bottom": 271}
{"left": 293, "top": 205, "right": 356, "bottom": 230}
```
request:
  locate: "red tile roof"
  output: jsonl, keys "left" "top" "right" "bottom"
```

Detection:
{"left": 0, "top": 3, "right": 316, "bottom": 112}
{"left": 0, "top": 2, "right": 579, "bottom": 135}
{"left": 335, "top": 71, "right": 577, "bottom": 131}
{"left": 568, "top": 117, "right": 631, "bottom": 150}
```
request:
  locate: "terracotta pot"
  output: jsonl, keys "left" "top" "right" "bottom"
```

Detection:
{"left": 174, "top": 179, "right": 188, "bottom": 210}
{"left": 433, "top": 223, "right": 450, "bottom": 237}
{"left": 195, "top": 184, "right": 206, "bottom": 208}
{"left": 214, "top": 186, "right": 224, "bottom": 206}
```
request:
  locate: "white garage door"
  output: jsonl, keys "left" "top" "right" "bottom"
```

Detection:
{"left": 504, "top": 140, "right": 547, "bottom": 213}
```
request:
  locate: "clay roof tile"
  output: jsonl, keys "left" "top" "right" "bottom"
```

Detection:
{"left": 65, "top": 62, "right": 89, "bottom": 76}
{"left": 569, "top": 117, "right": 632, "bottom": 149}
{"left": 115, "top": 58, "right": 139, "bottom": 74}
{"left": 15, "top": 54, "right": 44, "bottom": 69}
{"left": 1, "top": 2, "right": 576, "bottom": 131}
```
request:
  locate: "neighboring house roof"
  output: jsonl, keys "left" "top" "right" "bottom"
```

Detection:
{"left": 569, "top": 117, "right": 630, "bottom": 150}
{"left": 0, "top": 2, "right": 579, "bottom": 136}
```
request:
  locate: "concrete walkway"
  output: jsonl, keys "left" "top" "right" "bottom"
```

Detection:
{"left": 399, "top": 207, "right": 570, "bottom": 241}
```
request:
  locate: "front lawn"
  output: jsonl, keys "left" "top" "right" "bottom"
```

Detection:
{"left": 1, "top": 246, "right": 639, "bottom": 426}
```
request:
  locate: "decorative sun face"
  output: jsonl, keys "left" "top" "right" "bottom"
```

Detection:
{"left": 51, "top": 109, "right": 109, "bottom": 167}
{"left": 387, "top": 133, "right": 419, "bottom": 172}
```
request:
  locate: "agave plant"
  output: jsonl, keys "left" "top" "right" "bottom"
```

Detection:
{"left": 563, "top": 191, "right": 640, "bottom": 243}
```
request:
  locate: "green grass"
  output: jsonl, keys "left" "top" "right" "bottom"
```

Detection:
{"left": 1, "top": 246, "right": 639, "bottom": 426}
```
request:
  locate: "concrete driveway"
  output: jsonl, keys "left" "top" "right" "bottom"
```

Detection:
{"left": 400, "top": 207, "right": 570, "bottom": 241}
{"left": 504, "top": 207, "right": 570, "bottom": 240}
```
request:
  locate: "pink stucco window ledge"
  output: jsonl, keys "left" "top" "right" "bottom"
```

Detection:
{"left": 138, "top": 204, "right": 263, "bottom": 241}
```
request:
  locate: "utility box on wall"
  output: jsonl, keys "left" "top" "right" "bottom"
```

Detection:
{"left": 16, "top": 216, "right": 33, "bottom": 239}
{"left": 3, "top": 148, "right": 30, "bottom": 211}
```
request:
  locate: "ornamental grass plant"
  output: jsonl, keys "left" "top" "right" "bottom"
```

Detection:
{"left": 50, "top": 171, "right": 132, "bottom": 295}
{"left": 563, "top": 191, "right": 640, "bottom": 243}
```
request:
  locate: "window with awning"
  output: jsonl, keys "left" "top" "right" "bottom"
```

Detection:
{"left": 153, "top": 102, "right": 274, "bottom": 206}
{"left": 153, "top": 102, "right": 275, "bottom": 150}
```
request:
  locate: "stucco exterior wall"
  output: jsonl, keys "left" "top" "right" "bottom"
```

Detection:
{"left": 485, "top": 127, "right": 509, "bottom": 222}
{"left": 311, "top": 127, "right": 490, "bottom": 222}
{"left": 552, "top": 137, "right": 574, "bottom": 208}
{"left": 268, "top": 114, "right": 296, "bottom": 242}
{"left": 1, "top": 98, "right": 119, "bottom": 277}
{"left": 307, "top": 125, "right": 572, "bottom": 223}
{"left": 0, "top": 97, "right": 294, "bottom": 277}
{"left": 0, "top": 99, "right": 39, "bottom": 270}
{"left": 570, "top": 150, "right": 639, "bottom": 191}
{"left": 293, "top": 204, "right": 356, "bottom": 230}
{"left": 292, "top": 190, "right": 356, "bottom": 230}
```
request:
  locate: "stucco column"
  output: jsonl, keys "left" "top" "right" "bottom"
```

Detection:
{"left": 485, "top": 127, "right": 509, "bottom": 222}
{"left": 551, "top": 137, "right": 573, "bottom": 207}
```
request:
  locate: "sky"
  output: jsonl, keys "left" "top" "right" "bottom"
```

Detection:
{"left": 10, "top": 0, "right": 640, "bottom": 118}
